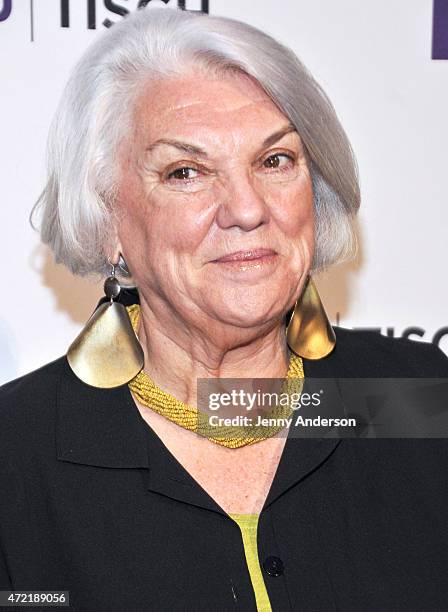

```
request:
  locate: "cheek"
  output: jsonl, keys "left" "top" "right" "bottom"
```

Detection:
{"left": 268, "top": 176, "right": 315, "bottom": 240}
{"left": 117, "top": 179, "right": 214, "bottom": 268}
{"left": 147, "top": 191, "right": 215, "bottom": 257}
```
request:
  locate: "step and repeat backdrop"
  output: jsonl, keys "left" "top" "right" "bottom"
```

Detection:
{"left": 0, "top": 0, "right": 447, "bottom": 383}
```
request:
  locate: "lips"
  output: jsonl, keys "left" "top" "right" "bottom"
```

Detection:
{"left": 213, "top": 248, "right": 277, "bottom": 263}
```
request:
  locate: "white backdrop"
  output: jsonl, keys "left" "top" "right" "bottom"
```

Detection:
{"left": 0, "top": 0, "right": 447, "bottom": 384}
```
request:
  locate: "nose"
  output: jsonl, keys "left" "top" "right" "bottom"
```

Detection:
{"left": 215, "top": 170, "right": 269, "bottom": 232}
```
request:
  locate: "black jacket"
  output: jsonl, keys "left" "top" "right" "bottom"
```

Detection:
{"left": 1, "top": 326, "right": 448, "bottom": 611}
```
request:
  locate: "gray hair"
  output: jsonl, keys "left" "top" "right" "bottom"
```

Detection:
{"left": 32, "top": 6, "right": 360, "bottom": 279}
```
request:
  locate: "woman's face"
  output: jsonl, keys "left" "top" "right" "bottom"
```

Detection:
{"left": 115, "top": 70, "right": 314, "bottom": 330}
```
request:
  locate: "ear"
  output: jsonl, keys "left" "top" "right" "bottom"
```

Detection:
{"left": 109, "top": 221, "right": 123, "bottom": 266}
{"left": 110, "top": 246, "right": 123, "bottom": 267}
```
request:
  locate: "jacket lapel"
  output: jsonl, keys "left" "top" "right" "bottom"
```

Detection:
{"left": 263, "top": 354, "right": 344, "bottom": 510}
{"left": 56, "top": 357, "right": 149, "bottom": 468}
{"left": 56, "top": 356, "right": 226, "bottom": 513}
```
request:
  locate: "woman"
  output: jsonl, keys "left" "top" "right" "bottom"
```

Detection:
{"left": 1, "top": 6, "right": 448, "bottom": 611}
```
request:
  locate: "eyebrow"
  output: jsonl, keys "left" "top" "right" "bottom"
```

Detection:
{"left": 145, "top": 123, "right": 298, "bottom": 158}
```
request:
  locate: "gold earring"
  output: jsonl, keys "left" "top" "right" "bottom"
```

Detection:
{"left": 286, "top": 275, "right": 336, "bottom": 360}
{"left": 67, "top": 263, "right": 144, "bottom": 388}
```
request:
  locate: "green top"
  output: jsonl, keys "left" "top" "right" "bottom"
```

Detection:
{"left": 229, "top": 513, "right": 272, "bottom": 612}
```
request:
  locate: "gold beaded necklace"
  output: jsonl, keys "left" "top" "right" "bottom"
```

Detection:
{"left": 127, "top": 304, "right": 304, "bottom": 449}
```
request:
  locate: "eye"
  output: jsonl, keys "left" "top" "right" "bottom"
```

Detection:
{"left": 262, "top": 153, "right": 294, "bottom": 170}
{"left": 167, "top": 167, "right": 200, "bottom": 181}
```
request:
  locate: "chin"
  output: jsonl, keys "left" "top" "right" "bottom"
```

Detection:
{"left": 210, "top": 293, "right": 289, "bottom": 329}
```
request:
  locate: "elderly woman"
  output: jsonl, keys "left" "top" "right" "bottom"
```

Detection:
{"left": 1, "top": 6, "right": 448, "bottom": 612}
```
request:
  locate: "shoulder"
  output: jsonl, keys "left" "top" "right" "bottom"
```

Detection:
{"left": 329, "top": 326, "right": 448, "bottom": 377}
{"left": 0, "top": 357, "right": 67, "bottom": 450}
{"left": 0, "top": 356, "right": 66, "bottom": 408}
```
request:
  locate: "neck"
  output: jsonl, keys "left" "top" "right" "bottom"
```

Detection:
{"left": 136, "top": 295, "right": 290, "bottom": 407}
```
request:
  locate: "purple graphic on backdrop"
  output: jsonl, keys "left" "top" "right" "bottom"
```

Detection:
{"left": 0, "top": 0, "right": 12, "bottom": 22}
{"left": 433, "top": 0, "right": 448, "bottom": 59}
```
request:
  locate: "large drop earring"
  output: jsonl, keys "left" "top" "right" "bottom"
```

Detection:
{"left": 286, "top": 275, "right": 336, "bottom": 360}
{"left": 67, "top": 263, "right": 144, "bottom": 388}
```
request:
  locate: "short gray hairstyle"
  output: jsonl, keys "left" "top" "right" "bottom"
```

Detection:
{"left": 32, "top": 6, "right": 360, "bottom": 278}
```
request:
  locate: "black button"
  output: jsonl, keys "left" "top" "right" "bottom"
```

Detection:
{"left": 263, "top": 556, "right": 284, "bottom": 577}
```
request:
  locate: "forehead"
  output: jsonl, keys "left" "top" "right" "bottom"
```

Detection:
{"left": 131, "top": 70, "right": 291, "bottom": 144}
